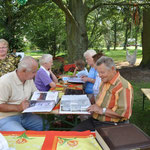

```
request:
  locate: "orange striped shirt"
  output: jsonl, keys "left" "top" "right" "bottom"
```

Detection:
{"left": 93, "top": 72, "right": 134, "bottom": 122}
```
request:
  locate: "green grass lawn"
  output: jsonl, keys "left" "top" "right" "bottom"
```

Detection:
{"left": 130, "top": 81, "right": 150, "bottom": 136}
{"left": 26, "top": 48, "right": 150, "bottom": 135}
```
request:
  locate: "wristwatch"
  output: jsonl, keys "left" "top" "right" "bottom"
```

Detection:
{"left": 102, "top": 108, "right": 107, "bottom": 115}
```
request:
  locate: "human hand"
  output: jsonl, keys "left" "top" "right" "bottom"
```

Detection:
{"left": 18, "top": 99, "right": 29, "bottom": 111}
{"left": 75, "top": 67, "right": 78, "bottom": 71}
{"left": 87, "top": 104, "right": 102, "bottom": 114}
{"left": 81, "top": 76, "right": 88, "bottom": 82}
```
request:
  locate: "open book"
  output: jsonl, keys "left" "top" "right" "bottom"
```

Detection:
{"left": 59, "top": 95, "right": 91, "bottom": 114}
{"left": 23, "top": 91, "right": 59, "bottom": 113}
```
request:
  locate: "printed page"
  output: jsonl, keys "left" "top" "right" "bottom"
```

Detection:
{"left": 30, "top": 91, "right": 59, "bottom": 103}
{"left": 23, "top": 100, "right": 55, "bottom": 113}
{"left": 60, "top": 95, "right": 91, "bottom": 114}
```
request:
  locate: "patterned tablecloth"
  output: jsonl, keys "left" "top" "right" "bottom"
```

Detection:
{"left": 0, "top": 131, "right": 102, "bottom": 150}
{"left": 50, "top": 82, "right": 83, "bottom": 91}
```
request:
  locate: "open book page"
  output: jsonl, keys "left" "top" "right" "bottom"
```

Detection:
{"left": 60, "top": 95, "right": 91, "bottom": 114}
{"left": 30, "top": 91, "right": 59, "bottom": 103}
{"left": 22, "top": 100, "right": 55, "bottom": 113}
{"left": 23, "top": 91, "right": 59, "bottom": 113}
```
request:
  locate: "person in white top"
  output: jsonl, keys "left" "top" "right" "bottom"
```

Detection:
{"left": 92, "top": 52, "right": 104, "bottom": 99}
{"left": 73, "top": 59, "right": 88, "bottom": 78}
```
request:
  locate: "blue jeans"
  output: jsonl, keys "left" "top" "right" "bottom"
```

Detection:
{"left": 0, "top": 113, "right": 49, "bottom": 131}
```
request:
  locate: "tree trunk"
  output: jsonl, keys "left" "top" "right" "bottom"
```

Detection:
{"left": 113, "top": 21, "right": 117, "bottom": 50}
{"left": 123, "top": 25, "right": 128, "bottom": 50}
{"left": 66, "top": 0, "right": 88, "bottom": 63}
{"left": 140, "top": 8, "right": 150, "bottom": 68}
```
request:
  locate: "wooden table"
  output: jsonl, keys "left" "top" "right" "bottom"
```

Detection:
{"left": 141, "top": 88, "right": 150, "bottom": 110}
{"left": 37, "top": 82, "right": 84, "bottom": 130}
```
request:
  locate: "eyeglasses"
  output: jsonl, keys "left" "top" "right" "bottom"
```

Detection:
{"left": 0, "top": 47, "right": 7, "bottom": 49}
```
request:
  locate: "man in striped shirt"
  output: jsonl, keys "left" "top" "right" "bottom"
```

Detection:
{"left": 72, "top": 56, "right": 134, "bottom": 131}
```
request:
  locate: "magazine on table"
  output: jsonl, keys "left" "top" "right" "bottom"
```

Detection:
{"left": 59, "top": 95, "right": 91, "bottom": 114}
{"left": 62, "top": 76, "right": 85, "bottom": 84}
{"left": 23, "top": 91, "right": 59, "bottom": 113}
{"left": 67, "top": 77, "right": 85, "bottom": 83}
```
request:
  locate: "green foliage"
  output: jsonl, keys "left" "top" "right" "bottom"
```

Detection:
{"left": 0, "top": 0, "right": 26, "bottom": 51}
{"left": 20, "top": 0, "right": 66, "bottom": 55}
{"left": 130, "top": 81, "right": 150, "bottom": 135}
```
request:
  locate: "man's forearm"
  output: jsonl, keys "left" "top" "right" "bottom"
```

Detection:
{"left": 105, "top": 108, "right": 123, "bottom": 119}
{"left": 0, "top": 103, "right": 22, "bottom": 112}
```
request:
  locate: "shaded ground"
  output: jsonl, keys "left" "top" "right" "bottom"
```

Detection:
{"left": 116, "top": 59, "right": 150, "bottom": 82}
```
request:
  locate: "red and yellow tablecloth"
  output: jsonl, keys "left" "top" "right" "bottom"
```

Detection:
{"left": 0, "top": 131, "right": 102, "bottom": 150}
{"left": 51, "top": 83, "right": 83, "bottom": 91}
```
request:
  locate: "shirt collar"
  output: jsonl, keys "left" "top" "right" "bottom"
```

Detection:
{"left": 109, "top": 71, "right": 120, "bottom": 85}
{"left": 13, "top": 70, "right": 24, "bottom": 85}
{"left": 41, "top": 66, "right": 50, "bottom": 76}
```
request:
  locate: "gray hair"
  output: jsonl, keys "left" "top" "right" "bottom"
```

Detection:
{"left": 96, "top": 56, "right": 116, "bottom": 70}
{"left": 18, "top": 56, "right": 37, "bottom": 71}
{"left": 84, "top": 49, "right": 96, "bottom": 57}
{"left": 39, "top": 54, "right": 53, "bottom": 65}
{"left": 0, "top": 39, "right": 9, "bottom": 47}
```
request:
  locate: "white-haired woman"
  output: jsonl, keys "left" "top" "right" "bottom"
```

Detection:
{"left": 0, "top": 39, "right": 20, "bottom": 77}
{"left": 82, "top": 49, "right": 97, "bottom": 94}
{"left": 35, "top": 54, "right": 58, "bottom": 91}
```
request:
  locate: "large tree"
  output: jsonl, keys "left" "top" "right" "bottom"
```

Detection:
{"left": 140, "top": 7, "right": 150, "bottom": 68}
{"left": 15, "top": 0, "right": 150, "bottom": 66}
{"left": 48, "top": 0, "right": 150, "bottom": 62}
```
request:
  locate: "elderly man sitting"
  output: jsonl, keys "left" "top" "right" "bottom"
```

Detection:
{"left": 0, "top": 56, "right": 49, "bottom": 131}
{"left": 72, "top": 56, "right": 134, "bottom": 131}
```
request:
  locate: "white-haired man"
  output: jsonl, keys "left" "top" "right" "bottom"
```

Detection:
{"left": 72, "top": 56, "right": 134, "bottom": 131}
{"left": 0, "top": 56, "right": 49, "bottom": 131}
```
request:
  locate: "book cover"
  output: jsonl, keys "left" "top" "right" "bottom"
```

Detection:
{"left": 23, "top": 91, "right": 59, "bottom": 113}
{"left": 59, "top": 95, "right": 91, "bottom": 114}
{"left": 95, "top": 123, "right": 150, "bottom": 150}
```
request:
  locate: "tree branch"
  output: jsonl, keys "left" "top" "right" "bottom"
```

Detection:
{"left": 52, "top": 0, "right": 78, "bottom": 26}
{"left": 86, "top": 2, "right": 150, "bottom": 16}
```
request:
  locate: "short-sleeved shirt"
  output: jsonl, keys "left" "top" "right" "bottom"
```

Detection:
{"left": 76, "top": 68, "right": 88, "bottom": 78}
{"left": 0, "top": 54, "right": 20, "bottom": 77}
{"left": 0, "top": 71, "right": 37, "bottom": 120}
{"left": 93, "top": 72, "right": 134, "bottom": 123}
{"left": 85, "top": 67, "right": 97, "bottom": 94}
{"left": 34, "top": 67, "right": 53, "bottom": 91}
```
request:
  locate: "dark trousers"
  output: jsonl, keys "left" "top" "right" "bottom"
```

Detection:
{"left": 71, "top": 117, "right": 129, "bottom": 131}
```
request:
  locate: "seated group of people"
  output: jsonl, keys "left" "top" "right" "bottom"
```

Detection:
{"left": 0, "top": 38, "right": 134, "bottom": 132}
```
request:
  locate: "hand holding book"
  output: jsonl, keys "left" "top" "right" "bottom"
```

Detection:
{"left": 87, "top": 104, "right": 103, "bottom": 114}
